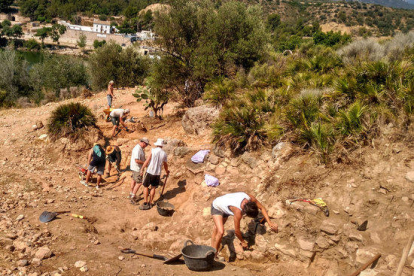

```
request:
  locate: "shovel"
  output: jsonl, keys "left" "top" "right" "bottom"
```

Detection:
{"left": 120, "top": 248, "right": 182, "bottom": 264}
{"left": 159, "top": 174, "right": 169, "bottom": 199}
{"left": 39, "top": 211, "right": 70, "bottom": 223}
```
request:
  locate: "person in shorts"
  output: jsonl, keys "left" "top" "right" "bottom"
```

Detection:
{"left": 210, "top": 192, "right": 278, "bottom": 260}
{"left": 109, "top": 108, "right": 130, "bottom": 137}
{"left": 80, "top": 140, "right": 106, "bottom": 189}
{"left": 129, "top": 138, "right": 149, "bottom": 204}
{"left": 107, "top": 80, "right": 114, "bottom": 109}
{"left": 139, "top": 138, "right": 169, "bottom": 210}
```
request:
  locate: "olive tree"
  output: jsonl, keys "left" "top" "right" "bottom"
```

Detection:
{"left": 151, "top": 0, "right": 269, "bottom": 107}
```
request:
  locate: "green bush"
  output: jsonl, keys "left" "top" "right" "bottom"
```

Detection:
{"left": 203, "top": 78, "right": 236, "bottom": 107}
{"left": 24, "top": 39, "right": 41, "bottom": 50}
{"left": 88, "top": 42, "right": 150, "bottom": 90}
{"left": 48, "top": 103, "right": 96, "bottom": 140}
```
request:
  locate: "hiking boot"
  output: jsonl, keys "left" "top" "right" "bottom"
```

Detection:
{"left": 95, "top": 185, "right": 100, "bottom": 190}
{"left": 139, "top": 202, "right": 150, "bottom": 210}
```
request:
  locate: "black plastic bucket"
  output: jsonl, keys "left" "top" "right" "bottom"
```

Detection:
{"left": 181, "top": 240, "right": 216, "bottom": 271}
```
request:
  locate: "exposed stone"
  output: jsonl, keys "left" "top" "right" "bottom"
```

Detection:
{"left": 17, "top": 260, "right": 29, "bottom": 267}
{"left": 208, "top": 155, "right": 219, "bottom": 165}
{"left": 173, "top": 147, "right": 190, "bottom": 158}
{"left": 250, "top": 250, "right": 265, "bottom": 261}
{"left": 215, "top": 166, "right": 226, "bottom": 175}
{"left": 143, "top": 222, "right": 158, "bottom": 231}
{"left": 405, "top": 171, "right": 414, "bottom": 182}
{"left": 16, "top": 215, "right": 24, "bottom": 221}
{"left": 186, "top": 159, "right": 205, "bottom": 175}
{"left": 316, "top": 236, "right": 330, "bottom": 249}
{"left": 274, "top": 242, "right": 296, "bottom": 258}
{"left": 320, "top": 221, "right": 338, "bottom": 235}
{"left": 385, "top": 255, "right": 398, "bottom": 269}
{"left": 356, "top": 249, "right": 376, "bottom": 264}
{"left": 35, "top": 247, "right": 52, "bottom": 260}
{"left": 118, "top": 256, "right": 124, "bottom": 261}
{"left": 359, "top": 270, "right": 379, "bottom": 276}
{"left": 13, "top": 240, "right": 28, "bottom": 252}
{"left": 272, "top": 142, "right": 293, "bottom": 162}
{"left": 241, "top": 152, "right": 257, "bottom": 169}
{"left": 297, "top": 237, "right": 315, "bottom": 252}
{"left": 182, "top": 105, "right": 219, "bottom": 135}
{"left": 75, "top": 261, "right": 87, "bottom": 268}
{"left": 349, "top": 231, "right": 363, "bottom": 242}
{"left": 80, "top": 266, "right": 88, "bottom": 272}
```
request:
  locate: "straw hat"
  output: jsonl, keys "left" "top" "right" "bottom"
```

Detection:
{"left": 106, "top": 146, "right": 115, "bottom": 155}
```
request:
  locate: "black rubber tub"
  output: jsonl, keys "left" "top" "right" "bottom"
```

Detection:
{"left": 156, "top": 201, "right": 175, "bottom": 217}
{"left": 181, "top": 240, "right": 216, "bottom": 271}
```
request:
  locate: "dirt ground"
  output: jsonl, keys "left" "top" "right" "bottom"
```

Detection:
{"left": 1, "top": 88, "right": 414, "bottom": 276}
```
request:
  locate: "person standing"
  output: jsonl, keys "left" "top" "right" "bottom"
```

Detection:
{"left": 109, "top": 108, "right": 130, "bottom": 137}
{"left": 210, "top": 192, "right": 278, "bottom": 260}
{"left": 129, "top": 138, "right": 150, "bottom": 204}
{"left": 81, "top": 140, "right": 106, "bottom": 189}
{"left": 107, "top": 80, "right": 114, "bottom": 109}
{"left": 139, "top": 138, "right": 169, "bottom": 210}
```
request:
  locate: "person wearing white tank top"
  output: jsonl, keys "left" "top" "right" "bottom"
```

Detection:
{"left": 210, "top": 192, "right": 278, "bottom": 259}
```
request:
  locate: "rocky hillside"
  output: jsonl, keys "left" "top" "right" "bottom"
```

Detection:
{"left": 0, "top": 90, "right": 414, "bottom": 276}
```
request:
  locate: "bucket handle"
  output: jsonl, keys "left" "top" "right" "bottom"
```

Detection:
{"left": 183, "top": 240, "right": 194, "bottom": 247}
{"left": 205, "top": 250, "right": 215, "bottom": 258}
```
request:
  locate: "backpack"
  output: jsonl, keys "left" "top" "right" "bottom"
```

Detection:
{"left": 92, "top": 145, "right": 106, "bottom": 164}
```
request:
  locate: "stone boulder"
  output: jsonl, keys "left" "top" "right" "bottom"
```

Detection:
{"left": 272, "top": 142, "right": 294, "bottom": 162}
{"left": 182, "top": 106, "right": 219, "bottom": 135}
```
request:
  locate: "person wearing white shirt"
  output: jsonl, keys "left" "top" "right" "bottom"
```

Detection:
{"left": 129, "top": 138, "right": 149, "bottom": 204}
{"left": 139, "top": 138, "right": 169, "bottom": 210}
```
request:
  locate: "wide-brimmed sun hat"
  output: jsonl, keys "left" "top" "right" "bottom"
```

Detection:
{"left": 154, "top": 138, "right": 164, "bottom": 147}
{"left": 109, "top": 80, "right": 114, "bottom": 84}
{"left": 124, "top": 109, "right": 130, "bottom": 114}
{"left": 106, "top": 146, "right": 115, "bottom": 154}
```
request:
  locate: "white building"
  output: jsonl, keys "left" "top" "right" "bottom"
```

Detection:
{"left": 58, "top": 20, "right": 118, "bottom": 34}
{"left": 93, "top": 23, "right": 112, "bottom": 34}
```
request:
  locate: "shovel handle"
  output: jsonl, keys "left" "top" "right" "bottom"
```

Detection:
{"left": 56, "top": 211, "right": 71, "bottom": 214}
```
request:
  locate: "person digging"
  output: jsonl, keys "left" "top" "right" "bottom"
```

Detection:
{"left": 105, "top": 145, "right": 122, "bottom": 179}
{"left": 109, "top": 108, "right": 130, "bottom": 137}
{"left": 139, "top": 138, "right": 169, "bottom": 210}
{"left": 210, "top": 192, "right": 278, "bottom": 261}
{"left": 129, "top": 138, "right": 150, "bottom": 205}
{"left": 80, "top": 141, "right": 106, "bottom": 190}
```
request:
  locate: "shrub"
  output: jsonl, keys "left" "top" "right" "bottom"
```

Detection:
{"left": 337, "top": 39, "right": 384, "bottom": 63}
{"left": 48, "top": 103, "right": 96, "bottom": 140}
{"left": 93, "top": 39, "right": 106, "bottom": 49}
{"left": 24, "top": 39, "right": 41, "bottom": 50}
{"left": 337, "top": 101, "right": 367, "bottom": 136}
{"left": 88, "top": 42, "right": 150, "bottom": 90}
{"left": 30, "top": 54, "right": 89, "bottom": 100}
{"left": 133, "top": 79, "right": 170, "bottom": 118}
{"left": 213, "top": 89, "right": 278, "bottom": 153}
{"left": 203, "top": 78, "right": 236, "bottom": 107}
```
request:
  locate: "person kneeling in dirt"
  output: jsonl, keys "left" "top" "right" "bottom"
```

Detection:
{"left": 139, "top": 138, "right": 169, "bottom": 210}
{"left": 105, "top": 145, "right": 122, "bottom": 178}
{"left": 109, "top": 108, "right": 130, "bottom": 137}
{"left": 129, "top": 138, "right": 149, "bottom": 204}
{"left": 211, "top": 192, "right": 278, "bottom": 260}
{"left": 81, "top": 141, "right": 106, "bottom": 189}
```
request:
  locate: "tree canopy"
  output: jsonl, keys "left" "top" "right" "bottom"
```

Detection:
{"left": 151, "top": 0, "right": 269, "bottom": 107}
